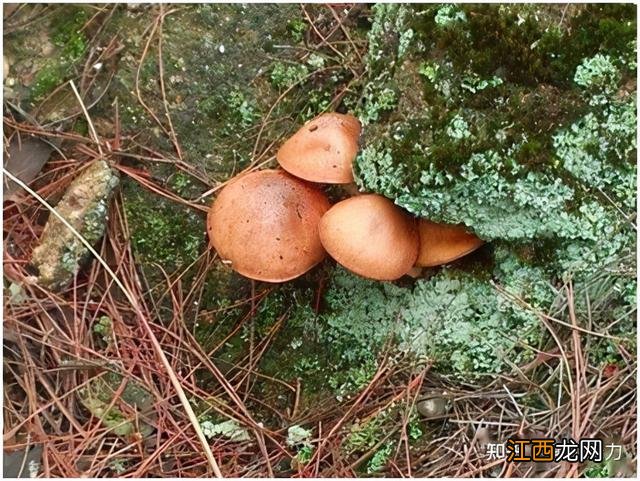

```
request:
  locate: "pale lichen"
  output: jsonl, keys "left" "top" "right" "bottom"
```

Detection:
{"left": 31, "top": 160, "right": 119, "bottom": 290}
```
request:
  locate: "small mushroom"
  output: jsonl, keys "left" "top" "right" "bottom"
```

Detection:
{"left": 277, "top": 113, "right": 361, "bottom": 184}
{"left": 319, "top": 194, "right": 419, "bottom": 280}
{"left": 415, "top": 220, "right": 484, "bottom": 267}
{"left": 207, "top": 169, "right": 330, "bottom": 282}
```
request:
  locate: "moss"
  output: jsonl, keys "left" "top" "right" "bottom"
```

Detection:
{"left": 29, "top": 5, "right": 89, "bottom": 101}
{"left": 243, "top": 285, "right": 331, "bottom": 388}
{"left": 123, "top": 180, "right": 203, "bottom": 274}
{"left": 341, "top": 407, "right": 405, "bottom": 474}
{"left": 569, "top": 4, "right": 637, "bottom": 75}
{"left": 410, "top": 4, "right": 635, "bottom": 88}
{"left": 287, "top": 18, "right": 308, "bottom": 43}
{"left": 270, "top": 62, "right": 309, "bottom": 89}
{"left": 192, "top": 273, "right": 370, "bottom": 415}
{"left": 93, "top": 315, "right": 113, "bottom": 345}
{"left": 146, "top": 4, "right": 298, "bottom": 174}
{"left": 51, "top": 7, "right": 88, "bottom": 52}
{"left": 190, "top": 280, "right": 340, "bottom": 424}
{"left": 343, "top": 410, "right": 392, "bottom": 455}
{"left": 31, "top": 62, "right": 66, "bottom": 101}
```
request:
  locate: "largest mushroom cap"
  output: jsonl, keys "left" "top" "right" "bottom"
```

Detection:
{"left": 277, "top": 113, "right": 361, "bottom": 184}
{"left": 207, "top": 169, "right": 330, "bottom": 282}
{"left": 415, "top": 220, "right": 484, "bottom": 267}
{"left": 319, "top": 194, "right": 419, "bottom": 280}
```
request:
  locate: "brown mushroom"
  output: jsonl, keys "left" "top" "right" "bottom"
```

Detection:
{"left": 277, "top": 112, "right": 361, "bottom": 184}
{"left": 319, "top": 194, "right": 419, "bottom": 280}
{"left": 415, "top": 220, "right": 484, "bottom": 267}
{"left": 207, "top": 169, "right": 330, "bottom": 282}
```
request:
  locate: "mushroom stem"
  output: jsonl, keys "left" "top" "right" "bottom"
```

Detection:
{"left": 406, "top": 266, "right": 423, "bottom": 278}
{"left": 340, "top": 182, "right": 360, "bottom": 198}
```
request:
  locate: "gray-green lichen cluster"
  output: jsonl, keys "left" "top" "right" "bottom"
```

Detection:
{"left": 323, "top": 4, "right": 636, "bottom": 381}
{"left": 31, "top": 160, "right": 119, "bottom": 290}
{"left": 353, "top": 5, "right": 636, "bottom": 273}
{"left": 324, "top": 248, "right": 553, "bottom": 378}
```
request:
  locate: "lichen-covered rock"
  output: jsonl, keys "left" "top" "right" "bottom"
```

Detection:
{"left": 31, "top": 160, "right": 119, "bottom": 290}
{"left": 351, "top": 4, "right": 636, "bottom": 281}
{"left": 321, "top": 4, "right": 636, "bottom": 386}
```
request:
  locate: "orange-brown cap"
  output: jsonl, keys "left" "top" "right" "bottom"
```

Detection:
{"left": 207, "top": 169, "right": 331, "bottom": 282}
{"left": 415, "top": 219, "right": 484, "bottom": 267}
{"left": 277, "top": 113, "right": 361, "bottom": 184}
{"left": 319, "top": 194, "right": 419, "bottom": 280}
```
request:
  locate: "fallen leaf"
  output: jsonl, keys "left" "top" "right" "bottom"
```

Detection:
{"left": 3, "top": 134, "right": 53, "bottom": 200}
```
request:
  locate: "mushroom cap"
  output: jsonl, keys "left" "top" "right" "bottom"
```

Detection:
{"left": 277, "top": 113, "right": 361, "bottom": 184}
{"left": 415, "top": 220, "right": 484, "bottom": 267}
{"left": 207, "top": 169, "right": 330, "bottom": 282}
{"left": 319, "top": 194, "right": 419, "bottom": 280}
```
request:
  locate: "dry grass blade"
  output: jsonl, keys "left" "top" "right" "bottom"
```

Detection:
{"left": 68, "top": 80, "right": 103, "bottom": 157}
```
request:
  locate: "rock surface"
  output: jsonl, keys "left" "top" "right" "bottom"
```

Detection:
{"left": 31, "top": 160, "right": 119, "bottom": 290}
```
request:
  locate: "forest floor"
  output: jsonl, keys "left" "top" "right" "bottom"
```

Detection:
{"left": 3, "top": 3, "right": 637, "bottom": 477}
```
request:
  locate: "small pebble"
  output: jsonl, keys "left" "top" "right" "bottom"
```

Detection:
{"left": 416, "top": 397, "right": 449, "bottom": 418}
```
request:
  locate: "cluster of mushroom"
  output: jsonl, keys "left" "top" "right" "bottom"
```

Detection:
{"left": 207, "top": 113, "right": 483, "bottom": 283}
